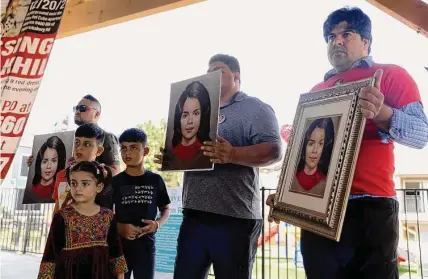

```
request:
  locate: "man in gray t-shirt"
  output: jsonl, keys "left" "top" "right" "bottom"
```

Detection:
{"left": 156, "top": 54, "right": 282, "bottom": 279}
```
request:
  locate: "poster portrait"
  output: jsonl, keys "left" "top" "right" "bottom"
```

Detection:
{"left": 22, "top": 130, "right": 74, "bottom": 204}
{"left": 270, "top": 78, "right": 373, "bottom": 241}
{"left": 161, "top": 70, "right": 221, "bottom": 172}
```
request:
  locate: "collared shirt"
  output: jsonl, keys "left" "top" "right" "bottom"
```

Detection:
{"left": 182, "top": 91, "right": 282, "bottom": 219}
{"left": 324, "top": 57, "right": 428, "bottom": 199}
{"left": 324, "top": 56, "right": 428, "bottom": 150}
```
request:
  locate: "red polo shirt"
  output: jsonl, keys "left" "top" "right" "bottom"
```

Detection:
{"left": 311, "top": 63, "right": 421, "bottom": 196}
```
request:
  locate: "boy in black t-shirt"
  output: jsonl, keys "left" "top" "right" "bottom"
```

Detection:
{"left": 113, "top": 128, "right": 171, "bottom": 279}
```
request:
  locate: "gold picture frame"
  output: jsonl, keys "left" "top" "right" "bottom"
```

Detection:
{"left": 270, "top": 77, "right": 374, "bottom": 241}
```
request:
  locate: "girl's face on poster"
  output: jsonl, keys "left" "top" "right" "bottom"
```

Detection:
{"left": 40, "top": 148, "right": 59, "bottom": 184}
{"left": 305, "top": 127, "right": 325, "bottom": 172}
{"left": 180, "top": 97, "right": 201, "bottom": 143}
{"left": 69, "top": 171, "right": 103, "bottom": 204}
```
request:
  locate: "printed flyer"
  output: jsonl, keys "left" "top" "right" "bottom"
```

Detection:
{"left": 1, "top": 0, "right": 66, "bottom": 182}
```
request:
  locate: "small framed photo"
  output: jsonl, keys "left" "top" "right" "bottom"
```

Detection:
{"left": 270, "top": 78, "right": 373, "bottom": 241}
{"left": 162, "top": 70, "right": 221, "bottom": 172}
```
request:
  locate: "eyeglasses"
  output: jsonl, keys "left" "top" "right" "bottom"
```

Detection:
{"left": 73, "top": 105, "right": 98, "bottom": 113}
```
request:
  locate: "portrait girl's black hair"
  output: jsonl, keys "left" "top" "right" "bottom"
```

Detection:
{"left": 66, "top": 161, "right": 113, "bottom": 207}
{"left": 32, "top": 136, "right": 66, "bottom": 186}
{"left": 172, "top": 81, "right": 211, "bottom": 147}
{"left": 297, "top": 118, "right": 335, "bottom": 176}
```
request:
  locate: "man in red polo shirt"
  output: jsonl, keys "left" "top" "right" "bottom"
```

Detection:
{"left": 267, "top": 6, "right": 428, "bottom": 279}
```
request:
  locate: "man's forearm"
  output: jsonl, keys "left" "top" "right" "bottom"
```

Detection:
{"left": 231, "top": 142, "right": 282, "bottom": 167}
{"left": 375, "top": 102, "right": 428, "bottom": 149}
{"left": 373, "top": 104, "right": 394, "bottom": 132}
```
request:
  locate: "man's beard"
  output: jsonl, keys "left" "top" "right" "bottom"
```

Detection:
{"left": 74, "top": 118, "right": 85, "bottom": 126}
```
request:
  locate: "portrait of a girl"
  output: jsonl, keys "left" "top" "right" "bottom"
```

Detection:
{"left": 30, "top": 136, "right": 66, "bottom": 201}
{"left": 290, "top": 117, "right": 336, "bottom": 198}
{"left": 166, "top": 81, "right": 213, "bottom": 170}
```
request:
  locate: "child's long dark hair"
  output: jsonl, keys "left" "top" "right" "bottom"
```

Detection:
{"left": 65, "top": 161, "right": 113, "bottom": 207}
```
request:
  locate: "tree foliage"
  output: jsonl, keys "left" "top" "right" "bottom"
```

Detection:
{"left": 137, "top": 119, "right": 182, "bottom": 187}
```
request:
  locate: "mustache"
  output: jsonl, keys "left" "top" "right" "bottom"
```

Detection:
{"left": 331, "top": 46, "right": 346, "bottom": 53}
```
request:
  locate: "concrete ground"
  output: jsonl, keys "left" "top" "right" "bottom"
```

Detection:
{"left": 0, "top": 251, "right": 41, "bottom": 279}
{"left": 0, "top": 251, "right": 173, "bottom": 279}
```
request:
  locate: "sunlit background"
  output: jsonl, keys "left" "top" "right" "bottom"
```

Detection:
{"left": 20, "top": 0, "right": 428, "bottom": 175}
{"left": 1, "top": 1, "right": 428, "bottom": 278}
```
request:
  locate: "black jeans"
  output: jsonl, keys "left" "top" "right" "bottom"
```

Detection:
{"left": 173, "top": 210, "right": 262, "bottom": 279}
{"left": 121, "top": 235, "right": 155, "bottom": 279}
{"left": 301, "top": 197, "right": 399, "bottom": 279}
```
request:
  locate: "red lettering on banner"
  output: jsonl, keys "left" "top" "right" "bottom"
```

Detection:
{"left": 0, "top": 33, "right": 54, "bottom": 79}
{"left": 1, "top": 0, "right": 67, "bottom": 182}
{"left": 0, "top": 154, "right": 14, "bottom": 179}
{"left": 0, "top": 112, "right": 28, "bottom": 137}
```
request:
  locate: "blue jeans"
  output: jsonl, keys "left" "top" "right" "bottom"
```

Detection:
{"left": 173, "top": 210, "right": 262, "bottom": 279}
{"left": 121, "top": 234, "right": 155, "bottom": 279}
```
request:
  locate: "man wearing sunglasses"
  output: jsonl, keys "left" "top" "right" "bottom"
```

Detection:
{"left": 28, "top": 95, "right": 120, "bottom": 175}
{"left": 73, "top": 94, "right": 120, "bottom": 175}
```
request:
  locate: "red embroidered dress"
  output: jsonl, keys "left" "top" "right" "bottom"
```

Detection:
{"left": 38, "top": 206, "right": 128, "bottom": 279}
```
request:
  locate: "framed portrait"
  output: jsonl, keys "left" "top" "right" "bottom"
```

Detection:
{"left": 270, "top": 77, "right": 373, "bottom": 241}
{"left": 162, "top": 70, "right": 221, "bottom": 172}
{"left": 22, "top": 130, "right": 74, "bottom": 204}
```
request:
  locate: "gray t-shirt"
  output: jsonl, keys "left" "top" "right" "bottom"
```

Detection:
{"left": 182, "top": 91, "right": 281, "bottom": 220}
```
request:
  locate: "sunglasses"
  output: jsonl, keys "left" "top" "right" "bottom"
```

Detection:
{"left": 73, "top": 105, "right": 98, "bottom": 113}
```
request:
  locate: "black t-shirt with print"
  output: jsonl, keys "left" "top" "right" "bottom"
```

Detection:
{"left": 112, "top": 171, "right": 171, "bottom": 227}
{"left": 96, "top": 183, "right": 114, "bottom": 210}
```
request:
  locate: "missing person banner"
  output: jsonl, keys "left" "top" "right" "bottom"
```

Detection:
{"left": 0, "top": 0, "right": 66, "bottom": 183}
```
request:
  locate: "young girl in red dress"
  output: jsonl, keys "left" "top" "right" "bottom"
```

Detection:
{"left": 37, "top": 161, "right": 128, "bottom": 279}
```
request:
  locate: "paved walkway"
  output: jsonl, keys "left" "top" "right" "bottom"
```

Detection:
{"left": 0, "top": 251, "right": 174, "bottom": 279}
{"left": 0, "top": 251, "right": 41, "bottom": 279}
